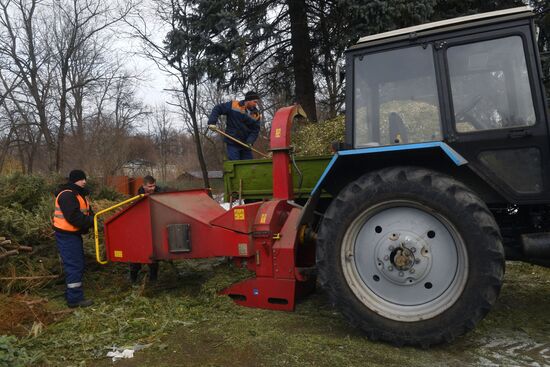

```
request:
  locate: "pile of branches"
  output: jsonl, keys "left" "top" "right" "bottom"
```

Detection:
{"left": 0, "top": 236, "right": 32, "bottom": 259}
{"left": 0, "top": 235, "right": 58, "bottom": 293}
{"left": 0, "top": 174, "right": 121, "bottom": 293}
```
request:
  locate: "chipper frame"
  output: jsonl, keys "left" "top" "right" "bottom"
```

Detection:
{"left": 97, "top": 105, "right": 315, "bottom": 311}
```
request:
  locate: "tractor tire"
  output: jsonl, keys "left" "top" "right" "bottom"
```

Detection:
{"left": 317, "top": 166, "right": 504, "bottom": 347}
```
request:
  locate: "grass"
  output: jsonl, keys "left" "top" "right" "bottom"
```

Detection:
{"left": 13, "top": 256, "right": 248, "bottom": 365}
{"left": 4, "top": 254, "right": 549, "bottom": 367}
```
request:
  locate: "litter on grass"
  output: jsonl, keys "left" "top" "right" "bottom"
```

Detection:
{"left": 106, "top": 343, "right": 152, "bottom": 362}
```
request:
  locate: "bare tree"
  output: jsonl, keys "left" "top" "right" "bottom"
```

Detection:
{"left": 0, "top": 69, "right": 21, "bottom": 172}
{"left": 84, "top": 70, "right": 148, "bottom": 177}
{"left": 0, "top": 0, "right": 136, "bottom": 174}
{"left": 150, "top": 104, "right": 173, "bottom": 182}
{"left": 0, "top": 67, "right": 44, "bottom": 173}
{"left": 0, "top": 0, "right": 56, "bottom": 170}
{"left": 51, "top": 0, "right": 134, "bottom": 172}
{"left": 124, "top": 0, "right": 212, "bottom": 188}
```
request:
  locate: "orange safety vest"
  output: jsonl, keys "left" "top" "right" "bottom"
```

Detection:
{"left": 52, "top": 190, "right": 90, "bottom": 232}
{"left": 231, "top": 100, "right": 261, "bottom": 121}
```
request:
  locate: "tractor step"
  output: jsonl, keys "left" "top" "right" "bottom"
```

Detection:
{"left": 521, "top": 232, "right": 550, "bottom": 258}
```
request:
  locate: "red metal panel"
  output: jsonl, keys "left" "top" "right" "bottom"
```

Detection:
{"left": 273, "top": 207, "right": 301, "bottom": 280}
{"left": 272, "top": 156, "right": 292, "bottom": 200}
{"left": 105, "top": 198, "right": 153, "bottom": 263}
{"left": 210, "top": 202, "right": 262, "bottom": 234}
{"left": 151, "top": 205, "right": 251, "bottom": 259}
{"left": 149, "top": 190, "right": 225, "bottom": 224}
{"left": 252, "top": 200, "right": 293, "bottom": 278}
{"left": 270, "top": 105, "right": 306, "bottom": 150}
{"left": 105, "top": 190, "right": 253, "bottom": 263}
{"left": 145, "top": 191, "right": 251, "bottom": 259}
{"left": 269, "top": 105, "right": 306, "bottom": 200}
{"left": 221, "top": 277, "right": 297, "bottom": 311}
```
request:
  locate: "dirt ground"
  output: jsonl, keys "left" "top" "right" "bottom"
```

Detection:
{"left": 0, "top": 294, "right": 66, "bottom": 337}
{"left": 88, "top": 261, "right": 550, "bottom": 367}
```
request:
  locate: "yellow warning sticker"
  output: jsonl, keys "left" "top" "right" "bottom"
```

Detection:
{"left": 114, "top": 250, "right": 123, "bottom": 258}
{"left": 275, "top": 128, "right": 281, "bottom": 138}
{"left": 234, "top": 208, "right": 245, "bottom": 220}
{"left": 260, "top": 213, "right": 267, "bottom": 224}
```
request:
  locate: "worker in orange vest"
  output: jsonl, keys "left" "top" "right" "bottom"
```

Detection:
{"left": 52, "top": 169, "right": 94, "bottom": 308}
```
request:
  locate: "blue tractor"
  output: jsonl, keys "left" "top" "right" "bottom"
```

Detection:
{"left": 304, "top": 6, "right": 550, "bottom": 346}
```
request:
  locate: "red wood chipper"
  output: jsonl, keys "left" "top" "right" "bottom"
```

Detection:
{"left": 94, "top": 105, "right": 316, "bottom": 311}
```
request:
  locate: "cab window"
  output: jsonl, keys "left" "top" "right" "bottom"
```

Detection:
{"left": 353, "top": 45, "right": 442, "bottom": 147}
{"left": 447, "top": 36, "right": 536, "bottom": 132}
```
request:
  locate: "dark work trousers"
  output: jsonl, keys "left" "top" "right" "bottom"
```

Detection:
{"left": 226, "top": 144, "right": 253, "bottom": 160}
{"left": 129, "top": 262, "right": 159, "bottom": 282}
{"left": 55, "top": 232, "right": 85, "bottom": 304}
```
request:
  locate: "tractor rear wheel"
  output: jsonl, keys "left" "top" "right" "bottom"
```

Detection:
{"left": 317, "top": 166, "right": 504, "bottom": 346}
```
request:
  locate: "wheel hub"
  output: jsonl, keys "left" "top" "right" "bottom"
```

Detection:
{"left": 347, "top": 204, "right": 466, "bottom": 312}
{"left": 375, "top": 232, "right": 431, "bottom": 285}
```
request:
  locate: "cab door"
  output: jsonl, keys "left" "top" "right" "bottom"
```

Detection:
{"left": 439, "top": 22, "right": 550, "bottom": 204}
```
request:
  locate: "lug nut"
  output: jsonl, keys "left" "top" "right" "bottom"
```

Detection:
{"left": 387, "top": 266, "right": 393, "bottom": 271}
{"left": 398, "top": 271, "right": 404, "bottom": 277}
{"left": 389, "top": 245, "right": 394, "bottom": 251}
{"left": 383, "top": 255, "right": 389, "bottom": 261}
{"left": 409, "top": 268, "right": 415, "bottom": 274}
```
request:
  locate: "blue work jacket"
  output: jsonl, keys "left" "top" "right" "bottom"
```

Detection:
{"left": 208, "top": 100, "right": 261, "bottom": 145}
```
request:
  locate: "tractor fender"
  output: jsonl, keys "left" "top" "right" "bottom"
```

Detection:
{"left": 311, "top": 142, "right": 467, "bottom": 197}
{"left": 299, "top": 142, "right": 503, "bottom": 227}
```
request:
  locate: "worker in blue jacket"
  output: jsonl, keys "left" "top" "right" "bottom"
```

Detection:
{"left": 52, "top": 169, "right": 94, "bottom": 308}
{"left": 208, "top": 91, "right": 262, "bottom": 160}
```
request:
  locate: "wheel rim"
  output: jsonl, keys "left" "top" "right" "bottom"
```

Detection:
{"left": 341, "top": 200, "right": 468, "bottom": 322}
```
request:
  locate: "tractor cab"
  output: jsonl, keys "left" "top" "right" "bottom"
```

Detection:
{"left": 344, "top": 6, "right": 549, "bottom": 204}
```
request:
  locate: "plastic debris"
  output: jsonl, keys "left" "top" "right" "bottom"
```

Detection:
{"left": 106, "top": 349, "right": 134, "bottom": 361}
{"left": 106, "top": 343, "right": 152, "bottom": 362}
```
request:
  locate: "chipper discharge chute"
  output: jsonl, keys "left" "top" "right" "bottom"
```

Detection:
{"left": 96, "top": 105, "right": 315, "bottom": 311}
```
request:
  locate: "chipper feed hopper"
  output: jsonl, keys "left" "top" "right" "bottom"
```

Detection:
{"left": 97, "top": 105, "right": 315, "bottom": 311}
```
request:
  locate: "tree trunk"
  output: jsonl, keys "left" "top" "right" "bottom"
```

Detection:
{"left": 73, "top": 88, "right": 86, "bottom": 168}
{"left": 191, "top": 115, "right": 211, "bottom": 189}
{"left": 287, "top": 0, "right": 317, "bottom": 122}
{"left": 56, "top": 84, "right": 67, "bottom": 173}
{"left": 181, "top": 76, "right": 210, "bottom": 190}
{"left": 0, "top": 126, "right": 14, "bottom": 173}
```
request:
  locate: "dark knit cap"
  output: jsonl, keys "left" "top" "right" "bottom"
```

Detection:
{"left": 69, "top": 169, "right": 87, "bottom": 183}
{"left": 244, "top": 91, "right": 260, "bottom": 101}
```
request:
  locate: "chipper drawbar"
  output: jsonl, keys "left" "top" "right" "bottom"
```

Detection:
{"left": 95, "top": 105, "right": 316, "bottom": 311}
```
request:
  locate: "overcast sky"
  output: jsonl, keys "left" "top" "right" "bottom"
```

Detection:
{"left": 116, "top": 2, "right": 172, "bottom": 108}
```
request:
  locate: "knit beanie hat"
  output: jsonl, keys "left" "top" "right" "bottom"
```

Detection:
{"left": 69, "top": 169, "right": 87, "bottom": 183}
{"left": 244, "top": 91, "right": 260, "bottom": 101}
